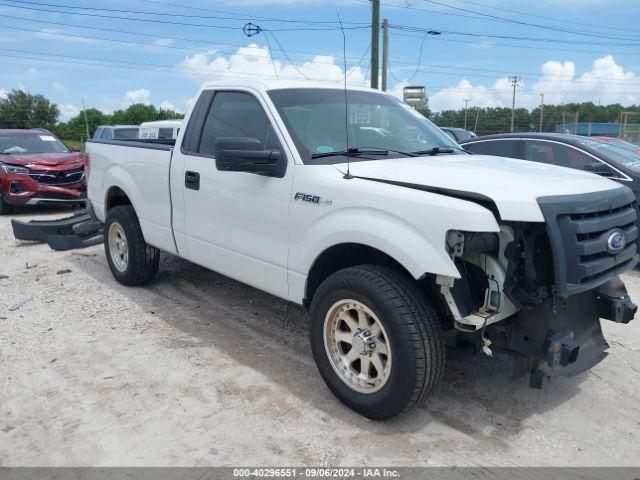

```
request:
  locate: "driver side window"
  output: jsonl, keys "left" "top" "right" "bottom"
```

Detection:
{"left": 198, "top": 91, "right": 282, "bottom": 159}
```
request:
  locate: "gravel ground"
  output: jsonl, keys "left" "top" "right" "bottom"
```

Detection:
{"left": 1, "top": 208, "right": 640, "bottom": 467}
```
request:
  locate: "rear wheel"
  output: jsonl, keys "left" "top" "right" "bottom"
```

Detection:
{"left": 309, "top": 265, "right": 445, "bottom": 420}
{"left": 104, "top": 205, "right": 159, "bottom": 285}
{"left": 0, "top": 194, "right": 15, "bottom": 215}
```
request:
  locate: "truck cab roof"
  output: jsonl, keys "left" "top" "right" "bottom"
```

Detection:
{"left": 200, "top": 79, "right": 382, "bottom": 94}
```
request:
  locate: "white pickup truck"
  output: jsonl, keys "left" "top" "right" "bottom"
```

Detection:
{"left": 87, "top": 80, "right": 637, "bottom": 419}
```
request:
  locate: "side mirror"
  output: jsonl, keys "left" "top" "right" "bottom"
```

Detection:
{"left": 71, "top": 145, "right": 81, "bottom": 152}
{"left": 584, "top": 163, "right": 614, "bottom": 177}
{"left": 214, "top": 137, "right": 284, "bottom": 177}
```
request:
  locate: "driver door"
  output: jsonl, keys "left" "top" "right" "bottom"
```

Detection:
{"left": 177, "top": 90, "right": 293, "bottom": 299}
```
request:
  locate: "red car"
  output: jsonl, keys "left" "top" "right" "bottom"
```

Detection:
{"left": 0, "top": 129, "right": 88, "bottom": 214}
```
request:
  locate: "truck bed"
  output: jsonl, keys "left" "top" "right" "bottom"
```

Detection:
{"left": 86, "top": 138, "right": 177, "bottom": 254}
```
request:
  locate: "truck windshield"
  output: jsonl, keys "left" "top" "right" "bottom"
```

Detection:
{"left": 0, "top": 132, "right": 70, "bottom": 154}
{"left": 268, "top": 88, "right": 461, "bottom": 164}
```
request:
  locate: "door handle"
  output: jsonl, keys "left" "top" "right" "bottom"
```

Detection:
{"left": 185, "top": 171, "right": 200, "bottom": 190}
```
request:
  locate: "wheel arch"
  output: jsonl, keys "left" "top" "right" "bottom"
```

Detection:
{"left": 97, "top": 164, "right": 144, "bottom": 222}
{"left": 303, "top": 242, "right": 442, "bottom": 308}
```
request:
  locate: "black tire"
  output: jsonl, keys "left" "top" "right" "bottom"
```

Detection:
{"left": 309, "top": 265, "right": 445, "bottom": 420}
{"left": 0, "top": 194, "right": 15, "bottom": 215}
{"left": 104, "top": 205, "right": 159, "bottom": 286}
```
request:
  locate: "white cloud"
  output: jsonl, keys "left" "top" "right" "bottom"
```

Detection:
{"left": 429, "top": 78, "right": 512, "bottom": 111}
{"left": 17, "top": 81, "right": 26, "bottom": 92}
{"left": 52, "top": 81, "right": 67, "bottom": 94}
{"left": 35, "top": 29, "right": 98, "bottom": 44}
{"left": 176, "top": 43, "right": 366, "bottom": 85}
{"left": 184, "top": 96, "right": 197, "bottom": 110}
{"left": 424, "top": 55, "right": 640, "bottom": 112}
{"left": 122, "top": 88, "right": 151, "bottom": 107}
{"left": 59, "top": 104, "right": 80, "bottom": 121}
{"left": 159, "top": 100, "right": 180, "bottom": 112}
{"left": 389, "top": 81, "right": 409, "bottom": 100}
{"left": 0, "top": 89, "right": 7, "bottom": 99}
{"left": 153, "top": 38, "right": 174, "bottom": 47}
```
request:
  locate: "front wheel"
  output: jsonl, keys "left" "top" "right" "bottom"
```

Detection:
{"left": 104, "top": 205, "right": 160, "bottom": 285}
{"left": 309, "top": 265, "right": 445, "bottom": 420}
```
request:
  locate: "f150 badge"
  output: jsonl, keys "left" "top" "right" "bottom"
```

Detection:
{"left": 294, "top": 192, "right": 332, "bottom": 206}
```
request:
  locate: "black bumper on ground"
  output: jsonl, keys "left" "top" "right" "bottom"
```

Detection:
{"left": 11, "top": 209, "right": 103, "bottom": 251}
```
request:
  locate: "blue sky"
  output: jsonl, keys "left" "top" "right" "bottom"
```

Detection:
{"left": 1, "top": 0, "right": 639, "bottom": 120}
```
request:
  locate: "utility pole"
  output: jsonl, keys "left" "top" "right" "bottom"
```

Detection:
{"left": 474, "top": 107, "right": 480, "bottom": 133}
{"left": 82, "top": 98, "right": 90, "bottom": 141}
{"left": 370, "top": 0, "right": 380, "bottom": 90}
{"left": 381, "top": 18, "right": 389, "bottom": 92}
{"left": 539, "top": 93, "right": 544, "bottom": 132}
{"left": 463, "top": 99, "right": 469, "bottom": 130}
{"left": 509, "top": 76, "right": 522, "bottom": 133}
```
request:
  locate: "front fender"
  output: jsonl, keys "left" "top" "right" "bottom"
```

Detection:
{"left": 292, "top": 206, "right": 461, "bottom": 281}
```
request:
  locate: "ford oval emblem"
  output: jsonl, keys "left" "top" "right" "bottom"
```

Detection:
{"left": 606, "top": 229, "right": 626, "bottom": 255}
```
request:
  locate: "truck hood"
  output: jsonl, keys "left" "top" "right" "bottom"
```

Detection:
{"left": 336, "top": 155, "right": 624, "bottom": 222}
{"left": 0, "top": 152, "right": 85, "bottom": 169}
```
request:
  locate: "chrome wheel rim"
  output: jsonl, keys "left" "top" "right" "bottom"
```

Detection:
{"left": 108, "top": 222, "right": 128, "bottom": 273}
{"left": 323, "top": 299, "right": 392, "bottom": 394}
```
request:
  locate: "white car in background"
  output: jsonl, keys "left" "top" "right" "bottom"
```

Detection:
{"left": 138, "top": 120, "right": 182, "bottom": 140}
{"left": 93, "top": 125, "right": 140, "bottom": 141}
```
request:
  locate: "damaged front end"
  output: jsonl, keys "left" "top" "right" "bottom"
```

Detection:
{"left": 439, "top": 187, "right": 638, "bottom": 388}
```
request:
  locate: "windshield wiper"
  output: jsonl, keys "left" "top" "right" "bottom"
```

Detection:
{"left": 311, "top": 147, "right": 417, "bottom": 160}
{"left": 412, "top": 146, "right": 456, "bottom": 156}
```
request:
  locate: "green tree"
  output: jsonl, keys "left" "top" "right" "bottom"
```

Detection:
{"left": 0, "top": 89, "right": 59, "bottom": 129}
{"left": 56, "top": 108, "right": 110, "bottom": 139}
{"left": 110, "top": 103, "right": 184, "bottom": 125}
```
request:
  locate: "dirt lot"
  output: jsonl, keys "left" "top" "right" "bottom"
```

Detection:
{"left": 1, "top": 209, "right": 640, "bottom": 467}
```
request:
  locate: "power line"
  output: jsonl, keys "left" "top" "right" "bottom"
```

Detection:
{"left": 5, "top": 46, "right": 640, "bottom": 96}
{"left": 0, "top": 47, "right": 371, "bottom": 83}
{"left": 417, "top": 0, "right": 640, "bottom": 43}
{"left": 134, "top": 0, "right": 368, "bottom": 27}
{"left": 0, "top": 24, "right": 362, "bottom": 66}
{"left": 390, "top": 32, "right": 640, "bottom": 58}
{"left": 0, "top": 0, "right": 365, "bottom": 28}
{"left": 0, "top": 1, "right": 362, "bottom": 32}
{"left": 2, "top": 23, "right": 638, "bottom": 87}
{"left": 440, "top": 0, "right": 640, "bottom": 35}
{"left": 389, "top": 25, "right": 640, "bottom": 47}
{"left": 387, "top": 62, "right": 640, "bottom": 85}
{"left": 353, "top": 0, "right": 639, "bottom": 40}
{"left": 1, "top": 14, "right": 370, "bottom": 62}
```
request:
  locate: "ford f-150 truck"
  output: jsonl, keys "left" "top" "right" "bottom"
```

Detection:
{"left": 86, "top": 80, "right": 637, "bottom": 419}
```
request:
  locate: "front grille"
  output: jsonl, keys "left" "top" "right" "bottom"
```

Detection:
{"left": 538, "top": 188, "right": 639, "bottom": 296}
{"left": 29, "top": 167, "right": 84, "bottom": 185}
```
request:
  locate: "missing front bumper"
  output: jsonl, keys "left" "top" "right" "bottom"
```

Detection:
{"left": 481, "top": 276, "right": 635, "bottom": 388}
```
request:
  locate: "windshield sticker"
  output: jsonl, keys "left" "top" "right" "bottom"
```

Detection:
{"left": 39, "top": 135, "right": 56, "bottom": 142}
{"left": 350, "top": 106, "right": 371, "bottom": 124}
{"left": 316, "top": 146, "right": 334, "bottom": 153}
